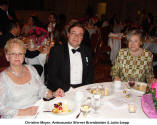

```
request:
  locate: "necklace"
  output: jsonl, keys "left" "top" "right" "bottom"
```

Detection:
{"left": 8, "top": 66, "right": 25, "bottom": 77}
{"left": 130, "top": 48, "right": 142, "bottom": 56}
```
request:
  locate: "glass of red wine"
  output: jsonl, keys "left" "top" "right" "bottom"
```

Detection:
{"left": 128, "top": 78, "right": 135, "bottom": 87}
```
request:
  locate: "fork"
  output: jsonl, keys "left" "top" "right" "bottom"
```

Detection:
{"left": 76, "top": 110, "right": 82, "bottom": 119}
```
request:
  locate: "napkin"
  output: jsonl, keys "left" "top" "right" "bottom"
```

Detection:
{"left": 33, "top": 99, "right": 45, "bottom": 118}
{"left": 107, "top": 96, "right": 127, "bottom": 109}
{"left": 14, "top": 99, "right": 44, "bottom": 119}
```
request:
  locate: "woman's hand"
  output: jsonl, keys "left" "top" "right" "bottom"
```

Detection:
{"left": 146, "top": 78, "right": 157, "bottom": 91}
{"left": 17, "top": 106, "right": 38, "bottom": 116}
{"left": 53, "top": 88, "right": 64, "bottom": 97}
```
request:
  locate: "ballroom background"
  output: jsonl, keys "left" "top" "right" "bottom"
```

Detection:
{"left": 7, "top": 0, "right": 157, "bottom": 23}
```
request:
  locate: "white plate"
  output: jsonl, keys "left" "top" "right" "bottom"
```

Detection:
{"left": 43, "top": 98, "right": 79, "bottom": 117}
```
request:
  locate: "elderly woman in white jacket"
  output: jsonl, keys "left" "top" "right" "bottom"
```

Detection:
{"left": 0, "top": 38, "right": 64, "bottom": 118}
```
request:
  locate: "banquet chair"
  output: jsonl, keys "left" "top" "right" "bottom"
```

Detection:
{"left": 108, "top": 33, "right": 123, "bottom": 64}
{"left": 0, "top": 48, "right": 9, "bottom": 67}
{"left": 94, "top": 40, "right": 111, "bottom": 65}
{"left": 90, "top": 33, "right": 100, "bottom": 54}
{"left": 0, "top": 66, "right": 7, "bottom": 72}
{"left": 121, "top": 36, "right": 127, "bottom": 48}
{"left": 94, "top": 63, "right": 112, "bottom": 83}
{"left": 100, "top": 26, "right": 110, "bottom": 46}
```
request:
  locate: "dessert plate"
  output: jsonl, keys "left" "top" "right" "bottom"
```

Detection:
{"left": 43, "top": 98, "right": 79, "bottom": 117}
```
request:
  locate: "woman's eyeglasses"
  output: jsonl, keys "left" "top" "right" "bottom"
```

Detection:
{"left": 9, "top": 53, "right": 24, "bottom": 57}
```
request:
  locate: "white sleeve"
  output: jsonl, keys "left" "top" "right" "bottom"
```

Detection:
{"left": 29, "top": 65, "right": 49, "bottom": 98}
{"left": 0, "top": 73, "right": 18, "bottom": 118}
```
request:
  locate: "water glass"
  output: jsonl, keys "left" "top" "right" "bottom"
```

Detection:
{"left": 75, "top": 91, "right": 84, "bottom": 103}
{"left": 114, "top": 80, "right": 122, "bottom": 90}
{"left": 101, "top": 86, "right": 111, "bottom": 96}
{"left": 92, "top": 93, "right": 101, "bottom": 113}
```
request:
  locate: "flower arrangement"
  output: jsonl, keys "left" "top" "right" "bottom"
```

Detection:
{"left": 141, "top": 83, "right": 157, "bottom": 118}
{"left": 28, "top": 26, "right": 48, "bottom": 45}
{"left": 151, "top": 83, "right": 157, "bottom": 110}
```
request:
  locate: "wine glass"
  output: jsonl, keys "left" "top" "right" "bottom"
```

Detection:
{"left": 80, "top": 97, "right": 92, "bottom": 117}
{"left": 128, "top": 77, "right": 135, "bottom": 87}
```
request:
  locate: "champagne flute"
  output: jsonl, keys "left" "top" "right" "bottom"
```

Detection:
{"left": 80, "top": 97, "right": 92, "bottom": 117}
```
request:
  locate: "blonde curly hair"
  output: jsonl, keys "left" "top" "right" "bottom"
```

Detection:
{"left": 4, "top": 38, "right": 26, "bottom": 54}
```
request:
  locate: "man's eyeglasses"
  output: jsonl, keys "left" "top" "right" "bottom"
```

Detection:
{"left": 70, "top": 32, "right": 84, "bottom": 38}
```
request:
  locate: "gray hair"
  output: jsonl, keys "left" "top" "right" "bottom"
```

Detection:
{"left": 126, "top": 29, "right": 143, "bottom": 44}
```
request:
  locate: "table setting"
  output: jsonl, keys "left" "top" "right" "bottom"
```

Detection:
{"left": 13, "top": 80, "right": 155, "bottom": 119}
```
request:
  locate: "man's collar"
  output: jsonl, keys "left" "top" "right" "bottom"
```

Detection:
{"left": 68, "top": 43, "right": 80, "bottom": 50}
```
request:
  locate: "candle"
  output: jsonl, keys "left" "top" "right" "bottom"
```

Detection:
{"left": 104, "top": 88, "right": 109, "bottom": 96}
{"left": 128, "top": 103, "right": 136, "bottom": 113}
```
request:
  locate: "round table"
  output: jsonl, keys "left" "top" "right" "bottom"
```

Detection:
{"left": 15, "top": 82, "right": 148, "bottom": 119}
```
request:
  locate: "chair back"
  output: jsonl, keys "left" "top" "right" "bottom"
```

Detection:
{"left": 0, "top": 49, "right": 9, "bottom": 67}
{"left": 90, "top": 33, "right": 99, "bottom": 53}
{"left": 100, "top": 26, "right": 110, "bottom": 45}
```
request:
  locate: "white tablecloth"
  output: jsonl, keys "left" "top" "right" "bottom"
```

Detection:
{"left": 15, "top": 82, "right": 148, "bottom": 119}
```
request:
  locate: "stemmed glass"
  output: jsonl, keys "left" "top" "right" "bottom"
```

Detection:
{"left": 121, "top": 80, "right": 132, "bottom": 103}
{"left": 99, "top": 83, "right": 106, "bottom": 96}
{"left": 128, "top": 77, "right": 135, "bottom": 87}
{"left": 80, "top": 97, "right": 92, "bottom": 117}
{"left": 91, "top": 88, "right": 101, "bottom": 113}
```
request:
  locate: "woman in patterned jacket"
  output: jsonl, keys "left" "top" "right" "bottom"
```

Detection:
{"left": 111, "top": 29, "right": 157, "bottom": 87}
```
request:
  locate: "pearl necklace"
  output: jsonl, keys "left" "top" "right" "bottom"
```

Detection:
{"left": 8, "top": 66, "right": 25, "bottom": 77}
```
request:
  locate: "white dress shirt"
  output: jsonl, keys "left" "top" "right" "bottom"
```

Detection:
{"left": 68, "top": 44, "right": 83, "bottom": 85}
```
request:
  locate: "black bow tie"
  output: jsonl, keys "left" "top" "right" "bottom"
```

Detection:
{"left": 71, "top": 48, "right": 81, "bottom": 54}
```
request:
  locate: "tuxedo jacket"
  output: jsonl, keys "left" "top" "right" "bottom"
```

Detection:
{"left": 0, "top": 32, "right": 14, "bottom": 48}
{"left": 47, "top": 43, "right": 94, "bottom": 92}
{"left": 0, "top": 8, "right": 10, "bottom": 34}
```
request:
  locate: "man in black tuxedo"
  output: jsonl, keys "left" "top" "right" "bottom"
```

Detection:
{"left": 47, "top": 23, "right": 94, "bottom": 92}
{"left": 0, "top": 21, "right": 20, "bottom": 48}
